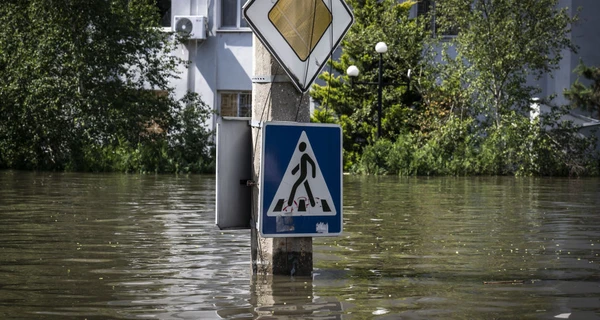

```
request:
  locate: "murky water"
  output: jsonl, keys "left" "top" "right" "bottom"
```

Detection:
{"left": 0, "top": 171, "right": 599, "bottom": 319}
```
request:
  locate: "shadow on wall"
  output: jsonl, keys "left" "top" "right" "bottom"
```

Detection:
{"left": 215, "top": 34, "right": 253, "bottom": 91}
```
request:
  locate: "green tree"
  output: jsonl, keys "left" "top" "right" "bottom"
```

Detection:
{"left": 433, "top": 0, "right": 576, "bottom": 128}
{"left": 356, "top": 0, "right": 598, "bottom": 176}
{"left": 564, "top": 61, "right": 600, "bottom": 118}
{"left": 421, "top": 0, "right": 597, "bottom": 176}
{"left": 311, "top": 0, "right": 426, "bottom": 170}
{"left": 0, "top": 0, "right": 212, "bottom": 172}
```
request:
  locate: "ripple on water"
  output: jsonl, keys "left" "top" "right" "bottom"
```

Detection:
{"left": 1, "top": 173, "right": 600, "bottom": 319}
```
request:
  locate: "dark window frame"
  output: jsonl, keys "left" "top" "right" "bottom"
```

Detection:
{"left": 156, "top": 0, "right": 171, "bottom": 28}
{"left": 417, "top": 0, "right": 459, "bottom": 37}
{"left": 219, "top": 91, "right": 252, "bottom": 117}
{"left": 220, "top": 0, "right": 249, "bottom": 29}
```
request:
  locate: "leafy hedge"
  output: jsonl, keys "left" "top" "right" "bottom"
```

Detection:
{"left": 355, "top": 113, "right": 599, "bottom": 176}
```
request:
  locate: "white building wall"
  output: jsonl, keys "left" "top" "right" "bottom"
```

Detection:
{"left": 532, "top": 0, "right": 600, "bottom": 111}
{"left": 569, "top": 0, "right": 600, "bottom": 115}
{"left": 169, "top": 0, "right": 253, "bottom": 131}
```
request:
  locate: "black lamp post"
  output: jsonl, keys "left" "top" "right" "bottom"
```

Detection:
{"left": 347, "top": 42, "right": 389, "bottom": 139}
{"left": 347, "top": 42, "right": 413, "bottom": 141}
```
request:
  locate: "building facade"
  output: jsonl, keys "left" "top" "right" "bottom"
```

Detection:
{"left": 160, "top": 0, "right": 254, "bottom": 130}
{"left": 162, "top": 0, "right": 599, "bottom": 132}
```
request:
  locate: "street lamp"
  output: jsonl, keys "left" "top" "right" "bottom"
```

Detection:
{"left": 347, "top": 41, "right": 388, "bottom": 139}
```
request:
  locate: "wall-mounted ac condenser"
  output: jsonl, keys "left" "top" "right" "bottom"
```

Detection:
{"left": 173, "top": 16, "right": 207, "bottom": 40}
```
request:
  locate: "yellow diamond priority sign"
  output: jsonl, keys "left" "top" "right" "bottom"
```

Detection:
{"left": 243, "top": 0, "right": 354, "bottom": 93}
{"left": 268, "top": 0, "right": 332, "bottom": 61}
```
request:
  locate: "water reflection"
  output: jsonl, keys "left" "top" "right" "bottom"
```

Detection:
{"left": 0, "top": 171, "right": 250, "bottom": 319}
{"left": 1, "top": 172, "right": 599, "bottom": 319}
{"left": 315, "top": 176, "right": 600, "bottom": 319}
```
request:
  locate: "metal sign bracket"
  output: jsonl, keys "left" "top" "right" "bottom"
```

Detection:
{"left": 251, "top": 75, "right": 291, "bottom": 83}
{"left": 249, "top": 120, "right": 262, "bottom": 128}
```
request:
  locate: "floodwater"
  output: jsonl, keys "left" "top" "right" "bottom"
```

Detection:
{"left": 0, "top": 171, "right": 599, "bottom": 319}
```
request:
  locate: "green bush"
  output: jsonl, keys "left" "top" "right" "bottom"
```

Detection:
{"left": 355, "top": 112, "right": 599, "bottom": 177}
{"left": 0, "top": 0, "right": 215, "bottom": 174}
{"left": 357, "top": 139, "right": 394, "bottom": 175}
{"left": 386, "top": 133, "right": 417, "bottom": 175}
{"left": 60, "top": 95, "right": 215, "bottom": 174}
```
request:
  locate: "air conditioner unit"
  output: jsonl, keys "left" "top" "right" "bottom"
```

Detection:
{"left": 173, "top": 16, "right": 207, "bottom": 40}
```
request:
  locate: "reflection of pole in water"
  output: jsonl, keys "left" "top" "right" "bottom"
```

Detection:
{"left": 240, "top": 275, "right": 343, "bottom": 319}
{"left": 287, "top": 142, "right": 316, "bottom": 207}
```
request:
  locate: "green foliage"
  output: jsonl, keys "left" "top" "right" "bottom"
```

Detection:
{"left": 167, "top": 92, "right": 215, "bottom": 173}
{"left": 564, "top": 61, "right": 600, "bottom": 118}
{"left": 312, "top": 0, "right": 598, "bottom": 176}
{"left": 356, "top": 139, "right": 393, "bottom": 175}
{"left": 426, "top": 0, "right": 598, "bottom": 176}
{"left": 311, "top": 107, "right": 337, "bottom": 124}
{"left": 311, "top": 0, "right": 426, "bottom": 169}
{"left": 433, "top": 0, "right": 577, "bottom": 128}
{"left": 358, "top": 116, "right": 479, "bottom": 176}
{"left": 357, "top": 133, "right": 417, "bottom": 175}
{"left": 357, "top": 111, "right": 599, "bottom": 177}
{"left": 60, "top": 93, "right": 214, "bottom": 174}
{"left": 0, "top": 0, "right": 213, "bottom": 173}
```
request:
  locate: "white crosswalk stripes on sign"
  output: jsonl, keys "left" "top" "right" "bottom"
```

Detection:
{"left": 266, "top": 131, "right": 336, "bottom": 217}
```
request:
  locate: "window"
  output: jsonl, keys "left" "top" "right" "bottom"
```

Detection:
{"left": 417, "top": 0, "right": 433, "bottom": 26}
{"left": 219, "top": 92, "right": 252, "bottom": 117}
{"left": 156, "top": 0, "right": 171, "bottom": 28}
{"left": 221, "top": 0, "right": 248, "bottom": 29}
{"left": 417, "top": 0, "right": 458, "bottom": 37}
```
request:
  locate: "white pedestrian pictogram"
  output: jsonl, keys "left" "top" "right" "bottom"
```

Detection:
{"left": 266, "top": 131, "right": 336, "bottom": 216}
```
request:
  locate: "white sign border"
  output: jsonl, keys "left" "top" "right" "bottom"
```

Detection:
{"left": 259, "top": 121, "right": 344, "bottom": 238}
{"left": 243, "top": 0, "right": 354, "bottom": 93}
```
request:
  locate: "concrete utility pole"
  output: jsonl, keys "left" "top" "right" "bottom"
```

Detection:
{"left": 250, "top": 36, "right": 313, "bottom": 276}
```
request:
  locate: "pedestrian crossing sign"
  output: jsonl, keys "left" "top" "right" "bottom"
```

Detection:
{"left": 259, "top": 122, "right": 342, "bottom": 237}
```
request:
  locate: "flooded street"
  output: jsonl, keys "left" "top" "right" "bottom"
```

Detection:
{"left": 1, "top": 171, "right": 599, "bottom": 319}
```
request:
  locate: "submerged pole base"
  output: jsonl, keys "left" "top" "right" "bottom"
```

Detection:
{"left": 251, "top": 229, "right": 313, "bottom": 276}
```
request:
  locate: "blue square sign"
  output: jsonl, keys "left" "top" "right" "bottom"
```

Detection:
{"left": 259, "top": 122, "right": 342, "bottom": 237}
